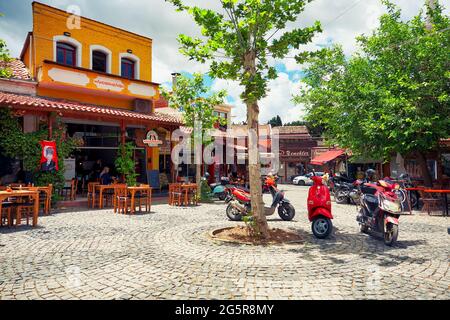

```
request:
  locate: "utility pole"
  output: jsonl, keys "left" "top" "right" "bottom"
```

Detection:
{"left": 426, "top": 0, "right": 437, "bottom": 30}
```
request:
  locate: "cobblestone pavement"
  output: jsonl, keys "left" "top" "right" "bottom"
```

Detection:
{"left": 0, "top": 185, "right": 449, "bottom": 300}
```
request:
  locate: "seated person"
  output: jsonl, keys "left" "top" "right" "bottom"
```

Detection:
{"left": 99, "top": 167, "right": 113, "bottom": 185}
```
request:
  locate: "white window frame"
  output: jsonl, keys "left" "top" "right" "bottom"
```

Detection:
{"left": 53, "top": 35, "right": 82, "bottom": 68}
{"left": 119, "top": 52, "right": 140, "bottom": 80}
{"left": 89, "top": 45, "right": 112, "bottom": 74}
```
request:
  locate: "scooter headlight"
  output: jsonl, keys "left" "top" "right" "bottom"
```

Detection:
{"left": 381, "top": 198, "right": 401, "bottom": 213}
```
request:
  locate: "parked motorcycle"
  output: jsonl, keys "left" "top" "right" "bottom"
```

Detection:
{"left": 398, "top": 173, "right": 419, "bottom": 209}
{"left": 262, "top": 174, "right": 279, "bottom": 194}
{"left": 329, "top": 174, "right": 353, "bottom": 196}
{"left": 307, "top": 175, "right": 334, "bottom": 239}
{"left": 356, "top": 179, "right": 409, "bottom": 246}
{"left": 209, "top": 176, "right": 231, "bottom": 201}
{"left": 334, "top": 181, "right": 359, "bottom": 204}
{"left": 226, "top": 177, "right": 295, "bottom": 222}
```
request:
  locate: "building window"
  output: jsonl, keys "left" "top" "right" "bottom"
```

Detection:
{"left": 56, "top": 42, "right": 76, "bottom": 66}
{"left": 214, "top": 111, "right": 228, "bottom": 120}
{"left": 92, "top": 51, "right": 107, "bottom": 73}
{"left": 121, "top": 58, "right": 135, "bottom": 79}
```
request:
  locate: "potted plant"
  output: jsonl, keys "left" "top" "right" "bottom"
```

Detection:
{"left": 115, "top": 142, "right": 138, "bottom": 186}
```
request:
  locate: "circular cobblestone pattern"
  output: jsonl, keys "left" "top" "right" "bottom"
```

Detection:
{"left": 0, "top": 185, "right": 449, "bottom": 300}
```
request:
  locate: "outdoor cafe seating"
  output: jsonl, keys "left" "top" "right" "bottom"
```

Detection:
{"left": 168, "top": 183, "right": 198, "bottom": 207}
{"left": 407, "top": 180, "right": 450, "bottom": 216}
{"left": 1, "top": 184, "right": 52, "bottom": 227}
{"left": 113, "top": 184, "right": 153, "bottom": 214}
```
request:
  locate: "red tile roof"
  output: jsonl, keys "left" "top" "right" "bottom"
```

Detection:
{"left": 0, "top": 91, "right": 184, "bottom": 125}
{"left": 154, "top": 95, "right": 169, "bottom": 108}
{"left": 0, "top": 59, "right": 32, "bottom": 81}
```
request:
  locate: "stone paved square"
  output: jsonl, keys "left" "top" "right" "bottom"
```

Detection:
{"left": 0, "top": 185, "right": 449, "bottom": 300}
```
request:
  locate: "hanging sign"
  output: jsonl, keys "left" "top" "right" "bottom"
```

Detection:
{"left": 39, "top": 140, "right": 59, "bottom": 172}
{"left": 143, "top": 130, "right": 163, "bottom": 147}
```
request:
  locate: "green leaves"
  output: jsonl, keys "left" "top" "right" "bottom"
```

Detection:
{"left": 0, "top": 38, "right": 12, "bottom": 78}
{"left": 166, "top": 0, "right": 321, "bottom": 103}
{"left": 115, "top": 142, "right": 138, "bottom": 187}
{"left": 297, "top": 1, "right": 450, "bottom": 162}
{"left": 161, "top": 73, "right": 226, "bottom": 132}
{"left": 0, "top": 109, "right": 76, "bottom": 197}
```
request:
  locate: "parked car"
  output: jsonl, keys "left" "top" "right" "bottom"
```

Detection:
{"left": 293, "top": 172, "right": 325, "bottom": 186}
{"left": 289, "top": 175, "right": 303, "bottom": 183}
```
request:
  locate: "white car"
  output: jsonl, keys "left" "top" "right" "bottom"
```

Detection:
{"left": 293, "top": 172, "right": 324, "bottom": 186}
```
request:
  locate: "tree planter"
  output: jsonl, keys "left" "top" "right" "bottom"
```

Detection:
{"left": 208, "top": 227, "right": 304, "bottom": 246}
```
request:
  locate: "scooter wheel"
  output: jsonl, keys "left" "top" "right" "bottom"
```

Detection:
{"left": 218, "top": 193, "right": 226, "bottom": 201}
{"left": 226, "top": 203, "right": 243, "bottom": 222}
{"left": 384, "top": 223, "right": 399, "bottom": 247}
{"left": 334, "top": 191, "right": 348, "bottom": 204}
{"left": 360, "top": 225, "right": 369, "bottom": 234}
{"left": 278, "top": 204, "right": 296, "bottom": 221}
{"left": 312, "top": 217, "right": 333, "bottom": 239}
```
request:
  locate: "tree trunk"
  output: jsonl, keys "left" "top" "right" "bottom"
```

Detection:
{"left": 244, "top": 51, "right": 269, "bottom": 239}
{"left": 417, "top": 151, "right": 433, "bottom": 187}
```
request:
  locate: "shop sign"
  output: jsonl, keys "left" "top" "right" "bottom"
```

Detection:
{"left": 93, "top": 76, "right": 125, "bottom": 92}
{"left": 280, "top": 150, "right": 310, "bottom": 158}
{"left": 143, "top": 130, "right": 163, "bottom": 147}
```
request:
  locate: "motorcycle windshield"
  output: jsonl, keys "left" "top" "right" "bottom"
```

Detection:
{"left": 394, "top": 189, "right": 412, "bottom": 213}
{"left": 379, "top": 193, "right": 401, "bottom": 214}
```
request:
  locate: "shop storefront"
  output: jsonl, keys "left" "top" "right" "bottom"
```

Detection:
{"left": 0, "top": 2, "right": 184, "bottom": 190}
{"left": 277, "top": 126, "right": 318, "bottom": 183}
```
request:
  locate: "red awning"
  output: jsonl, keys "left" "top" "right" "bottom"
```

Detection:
{"left": 310, "top": 149, "right": 345, "bottom": 165}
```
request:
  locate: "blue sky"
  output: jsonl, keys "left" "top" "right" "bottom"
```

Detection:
{"left": 1, "top": 0, "right": 447, "bottom": 124}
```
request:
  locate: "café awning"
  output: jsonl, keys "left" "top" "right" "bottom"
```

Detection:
{"left": 310, "top": 149, "right": 345, "bottom": 165}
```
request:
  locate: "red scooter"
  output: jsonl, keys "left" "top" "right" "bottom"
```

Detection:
{"left": 225, "top": 177, "right": 296, "bottom": 222}
{"left": 356, "top": 179, "right": 407, "bottom": 246}
{"left": 307, "top": 175, "right": 334, "bottom": 239}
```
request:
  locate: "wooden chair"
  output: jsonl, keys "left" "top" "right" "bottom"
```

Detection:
{"left": 16, "top": 187, "right": 39, "bottom": 226}
{"left": 87, "top": 182, "right": 100, "bottom": 208}
{"left": 61, "top": 179, "right": 77, "bottom": 201}
{"left": 114, "top": 184, "right": 129, "bottom": 214}
{"left": 0, "top": 200, "right": 14, "bottom": 227}
{"left": 135, "top": 185, "right": 152, "bottom": 213}
{"left": 169, "top": 183, "right": 183, "bottom": 206}
{"left": 39, "top": 184, "right": 53, "bottom": 215}
{"left": 103, "top": 185, "right": 116, "bottom": 208}
{"left": 418, "top": 190, "right": 442, "bottom": 215}
{"left": 187, "top": 186, "right": 198, "bottom": 206}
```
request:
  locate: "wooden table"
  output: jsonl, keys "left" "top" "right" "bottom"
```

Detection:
{"left": 94, "top": 185, "right": 117, "bottom": 209}
{"left": 0, "top": 190, "right": 40, "bottom": 227}
{"left": 424, "top": 190, "right": 450, "bottom": 216}
{"left": 12, "top": 186, "right": 52, "bottom": 214}
{"left": 181, "top": 184, "right": 198, "bottom": 206}
{"left": 127, "top": 186, "right": 152, "bottom": 214}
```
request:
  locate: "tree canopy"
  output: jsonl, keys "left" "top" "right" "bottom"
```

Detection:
{"left": 166, "top": 0, "right": 321, "bottom": 237}
{"left": 161, "top": 73, "right": 226, "bottom": 131}
{"left": 268, "top": 115, "right": 283, "bottom": 127}
{"left": 295, "top": 1, "right": 450, "bottom": 184}
{"left": 167, "top": 0, "right": 321, "bottom": 104}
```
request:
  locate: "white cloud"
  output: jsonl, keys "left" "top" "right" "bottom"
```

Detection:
{"left": 1, "top": 0, "right": 447, "bottom": 123}
{"left": 212, "top": 73, "right": 307, "bottom": 125}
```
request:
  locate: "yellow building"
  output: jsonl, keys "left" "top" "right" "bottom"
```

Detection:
{"left": 0, "top": 2, "right": 183, "bottom": 188}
